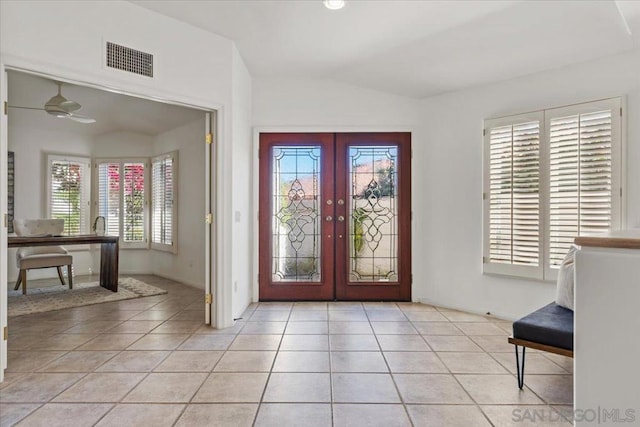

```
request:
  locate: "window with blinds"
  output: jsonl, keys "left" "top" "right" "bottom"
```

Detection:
{"left": 547, "top": 103, "right": 620, "bottom": 272}
{"left": 96, "top": 159, "right": 147, "bottom": 247}
{"left": 483, "top": 98, "right": 622, "bottom": 280}
{"left": 489, "top": 120, "right": 541, "bottom": 266}
{"left": 47, "top": 155, "right": 91, "bottom": 235}
{"left": 151, "top": 152, "right": 177, "bottom": 252}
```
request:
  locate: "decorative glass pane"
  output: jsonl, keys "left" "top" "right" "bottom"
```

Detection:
{"left": 271, "top": 146, "right": 321, "bottom": 282}
{"left": 348, "top": 146, "right": 398, "bottom": 282}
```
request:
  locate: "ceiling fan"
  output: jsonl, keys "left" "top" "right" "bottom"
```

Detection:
{"left": 9, "top": 81, "right": 96, "bottom": 124}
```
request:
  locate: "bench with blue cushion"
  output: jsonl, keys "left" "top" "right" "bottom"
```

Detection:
{"left": 508, "top": 302, "right": 574, "bottom": 389}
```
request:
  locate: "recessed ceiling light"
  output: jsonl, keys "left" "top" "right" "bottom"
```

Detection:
{"left": 323, "top": 0, "right": 345, "bottom": 10}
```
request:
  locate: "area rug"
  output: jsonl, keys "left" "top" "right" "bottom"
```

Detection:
{"left": 8, "top": 277, "right": 168, "bottom": 317}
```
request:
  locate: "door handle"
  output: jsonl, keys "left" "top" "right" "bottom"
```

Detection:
{"left": 337, "top": 215, "right": 345, "bottom": 222}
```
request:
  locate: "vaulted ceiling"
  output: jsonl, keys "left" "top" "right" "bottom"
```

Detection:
{"left": 134, "top": 0, "right": 640, "bottom": 98}
{"left": 8, "top": 1, "right": 640, "bottom": 136}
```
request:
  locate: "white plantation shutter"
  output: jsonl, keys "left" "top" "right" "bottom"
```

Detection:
{"left": 546, "top": 99, "right": 621, "bottom": 275}
{"left": 47, "top": 155, "right": 91, "bottom": 235}
{"left": 95, "top": 159, "right": 147, "bottom": 247}
{"left": 123, "top": 162, "right": 146, "bottom": 243}
{"left": 152, "top": 152, "right": 177, "bottom": 251}
{"left": 484, "top": 98, "right": 622, "bottom": 280}
{"left": 484, "top": 112, "right": 543, "bottom": 279}
{"left": 97, "top": 162, "right": 121, "bottom": 236}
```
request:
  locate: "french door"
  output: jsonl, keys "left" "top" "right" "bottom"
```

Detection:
{"left": 258, "top": 132, "right": 411, "bottom": 301}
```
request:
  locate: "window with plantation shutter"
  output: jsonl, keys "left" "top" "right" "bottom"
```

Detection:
{"left": 484, "top": 98, "right": 622, "bottom": 281}
{"left": 484, "top": 112, "right": 543, "bottom": 279}
{"left": 151, "top": 151, "right": 177, "bottom": 252}
{"left": 95, "top": 159, "right": 147, "bottom": 248}
{"left": 546, "top": 99, "right": 621, "bottom": 278}
{"left": 47, "top": 155, "right": 91, "bottom": 235}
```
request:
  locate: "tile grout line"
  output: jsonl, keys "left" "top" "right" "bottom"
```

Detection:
{"left": 250, "top": 302, "right": 291, "bottom": 426}
{"left": 364, "top": 302, "right": 415, "bottom": 427}
{"left": 412, "top": 313, "right": 497, "bottom": 427}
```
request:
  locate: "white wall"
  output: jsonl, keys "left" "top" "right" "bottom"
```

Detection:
{"left": 93, "top": 131, "right": 155, "bottom": 275}
{"left": 416, "top": 48, "right": 640, "bottom": 320}
{"left": 7, "top": 126, "right": 94, "bottom": 280}
{"left": 93, "top": 131, "right": 154, "bottom": 158}
{"left": 231, "top": 47, "right": 253, "bottom": 318}
{"left": 152, "top": 118, "right": 206, "bottom": 288}
{"left": 253, "top": 77, "right": 420, "bottom": 128}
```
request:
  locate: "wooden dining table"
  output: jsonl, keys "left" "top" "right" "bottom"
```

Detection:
{"left": 8, "top": 234, "right": 120, "bottom": 292}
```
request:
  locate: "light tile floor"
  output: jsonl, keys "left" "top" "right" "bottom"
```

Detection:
{"left": 0, "top": 275, "right": 573, "bottom": 426}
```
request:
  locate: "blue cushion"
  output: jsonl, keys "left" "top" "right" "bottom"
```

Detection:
{"left": 513, "top": 302, "right": 574, "bottom": 351}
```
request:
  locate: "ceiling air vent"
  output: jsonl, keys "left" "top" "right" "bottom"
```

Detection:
{"left": 106, "top": 41, "right": 153, "bottom": 78}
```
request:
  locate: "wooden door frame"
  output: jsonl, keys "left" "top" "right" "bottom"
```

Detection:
{"left": 253, "top": 128, "right": 413, "bottom": 303}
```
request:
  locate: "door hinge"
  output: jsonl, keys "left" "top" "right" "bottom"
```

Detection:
{"left": 483, "top": 256, "right": 487, "bottom": 263}
{"left": 205, "top": 294, "right": 213, "bottom": 304}
{"left": 620, "top": 187, "right": 623, "bottom": 197}
{"left": 3, "top": 326, "right": 7, "bottom": 341}
{"left": 206, "top": 133, "right": 213, "bottom": 144}
{"left": 620, "top": 107, "right": 623, "bottom": 117}
{"left": 206, "top": 213, "right": 213, "bottom": 224}
{"left": 483, "top": 128, "right": 486, "bottom": 137}
{"left": 411, "top": 274, "right": 413, "bottom": 284}
{"left": 3, "top": 101, "right": 8, "bottom": 115}
{"left": 483, "top": 192, "right": 487, "bottom": 200}
{"left": 3, "top": 213, "right": 8, "bottom": 228}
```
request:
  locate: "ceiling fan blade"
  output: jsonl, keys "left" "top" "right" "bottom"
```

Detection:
{"left": 67, "top": 113, "right": 96, "bottom": 124}
{"left": 7, "top": 105, "right": 45, "bottom": 111}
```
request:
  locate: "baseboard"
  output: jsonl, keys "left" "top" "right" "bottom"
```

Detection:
{"left": 151, "top": 271, "right": 204, "bottom": 290}
{"left": 416, "top": 297, "right": 515, "bottom": 322}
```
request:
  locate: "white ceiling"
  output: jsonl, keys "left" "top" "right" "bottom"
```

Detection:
{"left": 7, "top": 70, "right": 204, "bottom": 136}
{"left": 8, "top": 1, "right": 640, "bottom": 136}
{"left": 134, "top": 0, "right": 640, "bottom": 98}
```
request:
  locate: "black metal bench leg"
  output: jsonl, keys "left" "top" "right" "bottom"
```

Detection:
{"left": 515, "top": 345, "right": 526, "bottom": 389}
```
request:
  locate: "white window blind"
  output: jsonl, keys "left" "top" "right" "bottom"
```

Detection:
{"left": 47, "top": 155, "right": 91, "bottom": 235}
{"left": 123, "top": 162, "right": 146, "bottom": 243}
{"left": 96, "top": 159, "right": 147, "bottom": 246}
{"left": 97, "top": 162, "right": 120, "bottom": 237}
{"left": 484, "top": 98, "right": 622, "bottom": 280}
{"left": 484, "top": 113, "right": 543, "bottom": 279}
{"left": 151, "top": 152, "right": 177, "bottom": 251}
{"left": 546, "top": 100, "right": 621, "bottom": 275}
